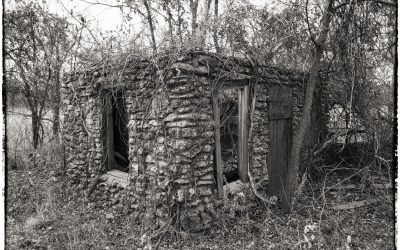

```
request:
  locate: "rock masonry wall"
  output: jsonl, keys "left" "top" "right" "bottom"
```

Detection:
{"left": 62, "top": 76, "right": 103, "bottom": 192}
{"left": 123, "top": 74, "right": 217, "bottom": 231}
{"left": 62, "top": 51, "right": 325, "bottom": 231}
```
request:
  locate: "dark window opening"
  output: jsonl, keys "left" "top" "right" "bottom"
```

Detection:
{"left": 104, "top": 91, "right": 130, "bottom": 172}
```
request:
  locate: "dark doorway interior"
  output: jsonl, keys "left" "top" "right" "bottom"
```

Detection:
{"left": 104, "top": 91, "right": 130, "bottom": 172}
{"left": 112, "top": 92, "right": 129, "bottom": 172}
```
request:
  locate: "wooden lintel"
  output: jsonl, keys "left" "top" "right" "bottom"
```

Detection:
{"left": 212, "top": 92, "right": 224, "bottom": 198}
{"left": 218, "top": 80, "right": 250, "bottom": 90}
{"left": 105, "top": 94, "right": 115, "bottom": 171}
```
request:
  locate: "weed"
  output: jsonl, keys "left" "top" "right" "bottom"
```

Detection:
{"left": 6, "top": 112, "right": 394, "bottom": 249}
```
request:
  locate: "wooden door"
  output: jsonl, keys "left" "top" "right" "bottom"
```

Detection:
{"left": 104, "top": 93, "right": 115, "bottom": 170}
{"left": 238, "top": 85, "right": 249, "bottom": 183}
{"left": 267, "top": 86, "right": 293, "bottom": 196}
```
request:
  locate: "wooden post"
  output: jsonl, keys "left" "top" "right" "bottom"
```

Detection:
{"left": 213, "top": 92, "right": 224, "bottom": 198}
{"left": 238, "top": 85, "right": 249, "bottom": 183}
{"left": 105, "top": 95, "right": 115, "bottom": 170}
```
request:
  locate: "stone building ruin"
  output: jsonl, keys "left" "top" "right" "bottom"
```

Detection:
{"left": 62, "top": 50, "right": 327, "bottom": 231}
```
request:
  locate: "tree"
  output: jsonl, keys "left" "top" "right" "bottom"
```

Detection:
{"left": 326, "top": 0, "right": 396, "bottom": 153}
{"left": 5, "top": 2, "right": 75, "bottom": 148}
{"left": 142, "top": 0, "right": 157, "bottom": 54}
{"left": 282, "top": 0, "right": 334, "bottom": 212}
{"left": 213, "top": 0, "right": 220, "bottom": 52}
{"left": 280, "top": 0, "right": 396, "bottom": 211}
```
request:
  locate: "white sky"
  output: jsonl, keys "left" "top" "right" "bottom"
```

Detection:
{"left": 43, "top": 0, "right": 269, "bottom": 32}
{"left": 47, "top": 0, "right": 129, "bottom": 32}
{"left": 39, "top": 0, "right": 272, "bottom": 49}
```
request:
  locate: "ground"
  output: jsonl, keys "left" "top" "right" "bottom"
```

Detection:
{"left": 6, "top": 153, "right": 394, "bottom": 249}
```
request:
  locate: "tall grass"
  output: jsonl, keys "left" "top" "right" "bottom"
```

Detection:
{"left": 7, "top": 106, "right": 54, "bottom": 170}
{"left": 5, "top": 106, "right": 394, "bottom": 249}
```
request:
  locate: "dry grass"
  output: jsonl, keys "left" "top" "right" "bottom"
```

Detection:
{"left": 7, "top": 106, "right": 55, "bottom": 170}
{"left": 6, "top": 111, "right": 395, "bottom": 249}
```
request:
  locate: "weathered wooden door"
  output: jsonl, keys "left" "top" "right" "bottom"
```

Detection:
{"left": 266, "top": 86, "right": 293, "bottom": 196}
{"left": 104, "top": 92, "right": 115, "bottom": 170}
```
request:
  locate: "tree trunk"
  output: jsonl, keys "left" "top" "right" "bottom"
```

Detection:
{"left": 281, "top": 0, "right": 334, "bottom": 212}
{"left": 53, "top": 48, "right": 61, "bottom": 140}
{"left": 143, "top": 0, "right": 157, "bottom": 54}
{"left": 200, "top": 0, "right": 212, "bottom": 46}
{"left": 52, "top": 83, "right": 60, "bottom": 139}
{"left": 190, "top": 0, "right": 200, "bottom": 43}
{"left": 165, "top": 3, "right": 174, "bottom": 43}
{"left": 32, "top": 111, "right": 40, "bottom": 150}
{"left": 177, "top": 0, "right": 183, "bottom": 45}
{"left": 213, "top": 0, "right": 220, "bottom": 53}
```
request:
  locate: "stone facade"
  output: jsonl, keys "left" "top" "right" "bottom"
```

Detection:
{"left": 61, "top": 51, "right": 326, "bottom": 231}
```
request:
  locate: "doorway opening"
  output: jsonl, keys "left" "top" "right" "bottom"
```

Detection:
{"left": 213, "top": 83, "right": 250, "bottom": 198}
{"left": 104, "top": 91, "right": 130, "bottom": 172}
{"left": 219, "top": 89, "right": 240, "bottom": 184}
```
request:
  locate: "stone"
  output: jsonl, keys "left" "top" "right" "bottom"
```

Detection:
{"left": 203, "top": 145, "right": 213, "bottom": 152}
{"left": 197, "top": 161, "right": 208, "bottom": 168}
{"left": 196, "top": 180, "right": 214, "bottom": 185}
{"left": 164, "top": 113, "right": 210, "bottom": 122}
{"left": 174, "top": 106, "right": 199, "bottom": 113}
{"left": 172, "top": 63, "right": 209, "bottom": 75}
{"left": 197, "top": 186, "right": 212, "bottom": 196}
{"left": 186, "top": 199, "right": 202, "bottom": 207}
{"left": 143, "top": 132, "right": 155, "bottom": 140}
{"left": 200, "top": 131, "right": 214, "bottom": 138}
{"left": 166, "top": 120, "right": 196, "bottom": 128}
{"left": 174, "top": 155, "right": 191, "bottom": 163}
{"left": 145, "top": 155, "right": 154, "bottom": 163}
{"left": 168, "top": 164, "right": 177, "bottom": 172}
{"left": 106, "top": 213, "right": 114, "bottom": 220}
{"left": 176, "top": 189, "right": 184, "bottom": 202}
{"left": 175, "top": 178, "right": 189, "bottom": 184}
{"left": 156, "top": 207, "right": 167, "bottom": 217}
{"left": 157, "top": 178, "right": 170, "bottom": 190}
{"left": 158, "top": 161, "right": 169, "bottom": 168}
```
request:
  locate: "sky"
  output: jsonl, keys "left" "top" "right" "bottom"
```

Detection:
{"left": 47, "top": 0, "right": 129, "bottom": 32}
{"left": 4, "top": 0, "right": 278, "bottom": 58}
{"left": 33, "top": 0, "right": 272, "bottom": 50}
{"left": 43, "top": 0, "right": 269, "bottom": 32}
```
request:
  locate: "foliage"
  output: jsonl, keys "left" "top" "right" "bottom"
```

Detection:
{"left": 5, "top": 1, "right": 80, "bottom": 147}
{"left": 324, "top": 0, "right": 395, "bottom": 161}
{"left": 6, "top": 140, "right": 394, "bottom": 249}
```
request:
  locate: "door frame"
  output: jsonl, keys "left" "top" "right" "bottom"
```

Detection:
{"left": 213, "top": 80, "right": 251, "bottom": 198}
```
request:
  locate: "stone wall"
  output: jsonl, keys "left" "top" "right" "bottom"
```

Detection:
{"left": 61, "top": 51, "right": 326, "bottom": 231}
{"left": 122, "top": 74, "right": 217, "bottom": 231}
{"left": 62, "top": 76, "right": 103, "bottom": 192}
